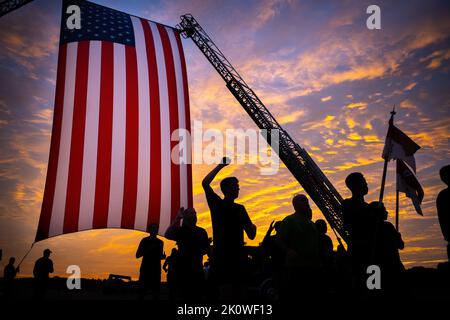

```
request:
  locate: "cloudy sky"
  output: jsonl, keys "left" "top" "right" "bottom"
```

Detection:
{"left": 0, "top": 0, "right": 449, "bottom": 280}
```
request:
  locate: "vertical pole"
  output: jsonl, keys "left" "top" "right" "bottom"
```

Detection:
{"left": 379, "top": 158, "right": 389, "bottom": 203}
{"left": 395, "top": 188, "right": 400, "bottom": 231}
{"left": 379, "top": 106, "right": 396, "bottom": 204}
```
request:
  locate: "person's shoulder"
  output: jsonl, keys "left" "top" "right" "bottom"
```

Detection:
{"left": 234, "top": 202, "right": 246, "bottom": 210}
{"left": 195, "top": 225, "right": 208, "bottom": 236}
{"left": 437, "top": 188, "right": 450, "bottom": 201}
{"left": 342, "top": 198, "right": 352, "bottom": 204}
{"left": 281, "top": 213, "right": 296, "bottom": 223}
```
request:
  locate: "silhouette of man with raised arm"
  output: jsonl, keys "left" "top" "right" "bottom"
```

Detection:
{"left": 341, "top": 172, "right": 375, "bottom": 290}
{"left": 437, "top": 165, "right": 450, "bottom": 262}
{"left": 202, "top": 157, "right": 257, "bottom": 299}
{"left": 136, "top": 223, "right": 165, "bottom": 300}
{"left": 33, "top": 248, "right": 54, "bottom": 299}
{"left": 276, "top": 194, "right": 319, "bottom": 299}
{"left": 165, "top": 207, "right": 210, "bottom": 300}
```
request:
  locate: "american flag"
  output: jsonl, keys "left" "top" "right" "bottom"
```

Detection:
{"left": 36, "top": 0, "right": 192, "bottom": 241}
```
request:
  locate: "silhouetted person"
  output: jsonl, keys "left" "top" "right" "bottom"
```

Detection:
{"left": 276, "top": 194, "right": 319, "bottom": 299}
{"left": 33, "top": 249, "right": 54, "bottom": 299}
{"left": 3, "top": 257, "right": 19, "bottom": 298}
{"left": 202, "top": 157, "right": 257, "bottom": 299}
{"left": 165, "top": 207, "right": 210, "bottom": 300}
{"left": 262, "top": 220, "right": 284, "bottom": 295}
{"left": 437, "top": 165, "right": 450, "bottom": 262}
{"left": 341, "top": 172, "right": 375, "bottom": 290}
{"left": 262, "top": 221, "right": 284, "bottom": 271}
{"left": 136, "top": 223, "right": 165, "bottom": 300}
{"left": 163, "top": 248, "right": 178, "bottom": 300}
{"left": 370, "top": 201, "right": 405, "bottom": 291}
{"left": 315, "top": 219, "right": 335, "bottom": 287}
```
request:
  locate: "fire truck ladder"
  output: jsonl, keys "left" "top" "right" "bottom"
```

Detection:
{"left": 179, "top": 14, "right": 348, "bottom": 244}
{"left": 0, "top": 0, "right": 34, "bottom": 17}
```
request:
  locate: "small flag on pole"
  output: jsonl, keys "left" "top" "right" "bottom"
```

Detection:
{"left": 382, "top": 118, "right": 421, "bottom": 172}
{"left": 36, "top": 0, "right": 192, "bottom": 241}
{"left": 396, "top": 159, "right": 424, "bottom": 216}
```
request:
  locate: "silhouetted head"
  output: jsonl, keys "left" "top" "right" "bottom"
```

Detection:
{"left": 292, "top": 194, "right": 311, "bottom": 217}
{"left": 315, "top": 219, "right": 327, "bottom": 234}
{"left": 182, "top": 208, "right": 197, "bottom": 227}
{"left": 440, "top": 165, "right": 450, "bottom": 186}
{"left": 220, "top": 177, "right": 240, "bottom": 200}
{"left": 9, "top": 257, "right": 15, "bottom": 265}
{"left": 43, "top": 248, "right": 52, "bottom": 258}
{"left": 369, "top": 201, "right": 388, "bottom": 221}
{"left": 147, "top": 223, "right": 159, "bottom": 236}
{"left": 171, "top": 248, "right": 178, "bottom": 255}
{"left": 345, "top": 172, "right": 368, "bottom": 197}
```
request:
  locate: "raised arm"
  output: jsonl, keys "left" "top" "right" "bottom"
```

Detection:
{"left": 262, "top": 220, "right": 276, "bottom": 247}
{"left": 202, "top": 157, "right": 230, "bottom": 191}
{"left": 165, "top": 207, "right": 184, "bottom": 240}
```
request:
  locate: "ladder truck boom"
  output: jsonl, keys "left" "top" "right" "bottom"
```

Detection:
{"left": 178, "top": 14, "right": 349, "bottom": 243}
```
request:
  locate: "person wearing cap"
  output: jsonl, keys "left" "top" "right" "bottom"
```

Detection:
{"left": 33, "top": 248, "right": 54, "bottom": 299}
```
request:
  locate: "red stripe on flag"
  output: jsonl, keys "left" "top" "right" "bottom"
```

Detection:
{"left": 141, "top": 19, "right": 161, "bottom": 227}
{"left": 36, "top": 45, "right": 67, "bottom": 241}
{"left": 175, "top": 32, "right": 193, "bottom": 208}
{"left": 93, "top": 41, "right": 114, "bottom": 228}
{"left": 121, "top": 46, "right": 139, "bottom": 228}
{"left": 158, "top": 25, "right": 180, "bottom": 222}
{"left": 63, "top": 41, "right": 90, "bottom": 234}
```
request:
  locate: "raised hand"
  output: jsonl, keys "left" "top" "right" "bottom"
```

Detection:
{"left": 221, "top": 156, "right": 231, "bottom": 166}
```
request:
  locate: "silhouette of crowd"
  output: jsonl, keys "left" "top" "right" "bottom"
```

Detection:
{"left": 1, "top": 163, "right": 449, "bottom": 300}
{"left": 132, "top": 160, "right": 450, "bottom": 301}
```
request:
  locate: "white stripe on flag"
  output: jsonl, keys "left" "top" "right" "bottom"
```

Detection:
{"left": 150, "top": 21, "right": 171, "bottom": 233}
{"left": 167, "top": 28, "right": 188, "bottom": 210}
{"left": 107, "top": 43, "right": 127, "bottom": 228}
{"left": 49, "top": 42, "right": 78, "bottom": 237}
{"left": 78, "top": 41, "right": 101, "bottom": 231}
{"left": 132, "top": 17, "right": 151, "bottom": 231}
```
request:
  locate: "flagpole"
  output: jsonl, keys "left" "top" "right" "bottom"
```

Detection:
{"left": 395, "top": 188, "right": 400, "bottom": 231}
{"left": 379, "top": 106, "right": 396, "bottom": 203}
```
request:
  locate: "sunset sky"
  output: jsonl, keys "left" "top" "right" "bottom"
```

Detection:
{"left": 0, "top": 0, "right": 449, "bottom": 280}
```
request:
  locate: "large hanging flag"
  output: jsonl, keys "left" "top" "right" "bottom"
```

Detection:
{"left": 382, "top": 117, "right": 421, "bottom": 172}
{"left": 396, "top": 159, "right": 424, "bottom": 215}
{"left": 36, "top": 0, "right": 192, "bottom": 241}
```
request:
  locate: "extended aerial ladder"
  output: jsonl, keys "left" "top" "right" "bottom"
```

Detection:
{"left": 179, "top": 14, "right": 349, "bottom": 244}
{"left": 0, "top": 0, "right": 33, "bottom": 17}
